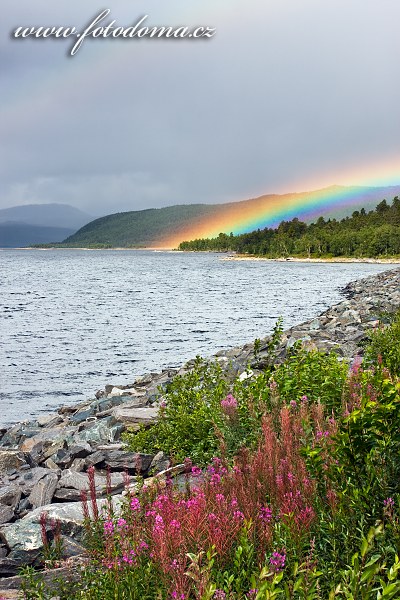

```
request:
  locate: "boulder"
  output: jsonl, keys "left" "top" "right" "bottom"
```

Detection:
{"left": 71, "top": 417, "right": 123, "bottom": 445}
{"left": 103, "top": 450, "right": 153, "bottom": 473}
{"left": 0, "top": 520, "right": 43, "bottom": 566}
{"left": 150, "top": 451, "right": 170, "bottom": 475}
{"left": 0, "top": 505, "right": 14, "bottom": 525}
{"left": 17, "top": 467, "right": 56, "bottom": 497}
{"left": 53, "top": 470, "right": 125, "bottom": 502}
{"left": 36, "top": 414, "right": 63, "bottom": 428}
{"left": 0, "top": 486, "right": 21, "bottom": 509}
{"left": 0, "top": 451, "right": 27, "bottom": 474}
{"left": 112, "top": 406, "right": 158, "bottom": 426}
{"left": 29, "top": 472, "right": 59, "bottom": 509}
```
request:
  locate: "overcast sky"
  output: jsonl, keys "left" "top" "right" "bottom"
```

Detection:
{"left": 1, "top": 0, "right": 399, "bottom": 216}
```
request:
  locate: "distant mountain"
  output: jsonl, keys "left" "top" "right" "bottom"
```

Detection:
{"left": 0, "top": 222, "right": 75, "bottom": 248}
{"left": 62, "top": 185, "right": 400, "bottom": 249}
{"left": 0, "top": 204, "right": 93, "bottom": 230}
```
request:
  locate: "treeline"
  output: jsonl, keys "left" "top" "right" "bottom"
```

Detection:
{"left": 179, "top": 197, "right": 400, "bottom": 257}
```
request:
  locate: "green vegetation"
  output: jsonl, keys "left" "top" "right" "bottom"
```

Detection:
{"left": 58, "top": 204, "right": 218, "bottom": 248}
{"left": 179, "top": 197, "right": 400, "bottom": 258}
{"left": 20, "top": 315, "right": 400, "bottom": 598}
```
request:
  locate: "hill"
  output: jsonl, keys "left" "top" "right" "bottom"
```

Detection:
{"left": 0, "top": 203, "right": 93, "bottom": 230}
{"left": 179, "top": 195, "right": 400, "bottom": 258}
{"left": 0, "top": 222, "right": 75, "bottom": 248}
{"left": 61, "top": 185, "right": 400, "bottom": 248}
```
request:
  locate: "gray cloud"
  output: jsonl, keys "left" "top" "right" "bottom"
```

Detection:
{"left": 1, "top": 0, "right": 399, "bottom": 215}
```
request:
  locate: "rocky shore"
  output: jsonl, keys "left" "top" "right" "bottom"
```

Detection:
{"left": 0, "top": 267, "right": 399, "bottom": 595}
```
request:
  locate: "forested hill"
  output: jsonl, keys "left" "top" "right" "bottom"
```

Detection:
{"left": 179, "top": 197, "right": 400, "bottom": 258}
{"left": 54, "top": 184, "right": 400, "bottom": 248}
{"left": 61, "top": 204, "right": 218, "bottom": 248}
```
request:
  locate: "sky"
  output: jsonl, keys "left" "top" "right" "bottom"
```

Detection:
{"left": 1, "top": 0, "right": 400, "bottom": 217}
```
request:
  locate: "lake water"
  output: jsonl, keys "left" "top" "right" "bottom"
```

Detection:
{"left": 0, "top": 250, "right": 392, "bottom": 426}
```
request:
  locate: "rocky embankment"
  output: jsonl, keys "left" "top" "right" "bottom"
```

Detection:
{"left": 0, "top": 268, "right": 399, "bottom": 593}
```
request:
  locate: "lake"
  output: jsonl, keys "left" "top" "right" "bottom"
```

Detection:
{"left": 0, "top": 249, "right": 392, "bottom": 426}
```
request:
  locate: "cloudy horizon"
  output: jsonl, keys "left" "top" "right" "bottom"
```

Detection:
{"left": 1, "top": 0, "right": 399, "bottom": 215}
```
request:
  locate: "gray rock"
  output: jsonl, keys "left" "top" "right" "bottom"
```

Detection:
{"left": 0, "top": 504, "right": 14, "bottom": 525}
{"left": 0, "top": 486, "right": 21, "bottom": 509}
{"left": 150, "top": 451, "right": 170, "bottom": 474}
{"left": 71, "top": 417, "right": 122, "bottom": 445}
{"left": 0, "top": 520, "right": 43, "bottom": 565}
{"left": 0, "top": 557, "right": 24, "bottom": 576}
{"left": 69, "top": 458, "right": 86, "bottom": 472}
{"left": 103, "top": 450, "right": 153, "bottom": 473}
{"left": 29, "top": 472, "right": 59, "bottom": 509}
{"left": 37, "top": 414, "right": 63, "bottom": 428}
{"left": 0, "top": 451, "right": 27, "bottom": 474}
{"left": 68, "top": 443, "right": 92, "bottom": 459}
{"left": 84, "top": 450, "right": 105, "bottom": 467}
{"left": 17, "top": 467, "right": 55, "bottom": 497}
{"left": 112, "top": 406, "right": 158, "bottom": 426}
{"left": 54, "top": 469, "right": 125, "bottom": 501}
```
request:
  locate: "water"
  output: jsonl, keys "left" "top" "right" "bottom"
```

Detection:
{"left": 0, "top": 249, "right": 392, "bottom": 426}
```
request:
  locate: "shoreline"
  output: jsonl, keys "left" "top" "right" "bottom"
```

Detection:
{"left": 221, "top": 254, "right": 400, "bottom": 264}
{"left": 0, "top": 267, "right": 400, "bottom": 587}
{"left": 3, "top": 247, "right": 400, "bottom": 264}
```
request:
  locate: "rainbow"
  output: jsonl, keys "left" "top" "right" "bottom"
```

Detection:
{"left": 160, "top": 178, "right": 400, "bottom": 248}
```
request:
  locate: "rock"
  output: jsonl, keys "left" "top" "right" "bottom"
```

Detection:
{"left": 0, "top": 486, "right": 21, "bottom": 509}
{"left": 51, "top": 448, "right": 72, "bottom": 468}
{"left": 0, "top": 425, "right": 23, "bottom": 449}
{"left": 44, "top": 458, "right": 60, "bottom": 470}
{"left": 61, "top": 535, "right": 85, "bottom": 558}
{"left": 0, "top": 505, "right": 14, "bottom": 525}
{"left": 36, "top": 414, "right": 63, "bottom": 428}
{"left": 103, "top": 450, "right": 153, "bottom": 473}
{"left": 29, "top": 472, "right": 59, "bottom": 509}
{"left": 71, "top": 417, "right": 123, "bottom": 445}
{"left": 68, "top": 443, "right": 92, "bottom": 459}
{"left": 84, "top": 450, "right": 105, "bottom": 467}
{"left": 150, "top": 451, "right": 171, "bottom": 475}
{"left": 0, "top": 451, "right": 27, "bottom": 474}
{"left": 69, "top": 409, "right": 96, "bottom": 424}
{"left": 0, "top": 557, "right": 24, "bottom": 576}
{"left": 0, "top": 556, "right": 85, "bottom": 590}
{"left": 20, "top": 428, "right": 63, "bottom": 454}
{"left": 0, "top": 520, "right": 43, "bottom": 565}
{"left": 112, "top": 406, "right": 158, "bottom": 426}
{"left": 69, "top": 458, "right": 86, "bottom": 472}
{"left": 17, "top": 467, "right": 55, "bottom": 497}
{"left": 53, "top": 470, "right": 125, "bottom": 502}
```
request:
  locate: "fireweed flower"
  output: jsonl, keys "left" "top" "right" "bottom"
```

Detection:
{"left": 214, "top": 591, "right": 227, "bottom": 599}
{"left": 259, "top": 506, "right": 273, "bottom": 522}
{"left": 233, "top": 510, "right": 245, "bottom": 521}
{"left": 153, "top": 514, "right": 165, "bottom": 534}
{"left": 221, "top": 394, "right": 238, "bottom": 418}
{"left": 103, "top": 520, "right": 114, "bottom": 535}
{"left": 246, "top": 591, "right": 258, "bottom": 598}
{"left": 191, "top": 465, "right": 202, "bottom": 477}
{"left": 130, "top": 497, "right": 140, "bottom": 511}
{"left": 269, "top": 551, "right": 286, "bottom": 572}
{"left": 117, "top": 518, "right": 127, "bottom": 529}
{"left": 384, "top": 497, "right": 395, "bottom": 519}
{"left": 290, "top": 400, "right": 297, "bottom": 408}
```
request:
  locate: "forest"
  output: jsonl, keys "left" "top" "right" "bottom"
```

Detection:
{"left": 178, "top": 197, "right": 400, "bottom": 257}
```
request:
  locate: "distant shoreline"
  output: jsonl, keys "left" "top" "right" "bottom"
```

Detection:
{"left": 2, "top": 247, "right": 400, "bottom": 264}
{"left": 221, "top": 255, "right": 400, "bottom": 264}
